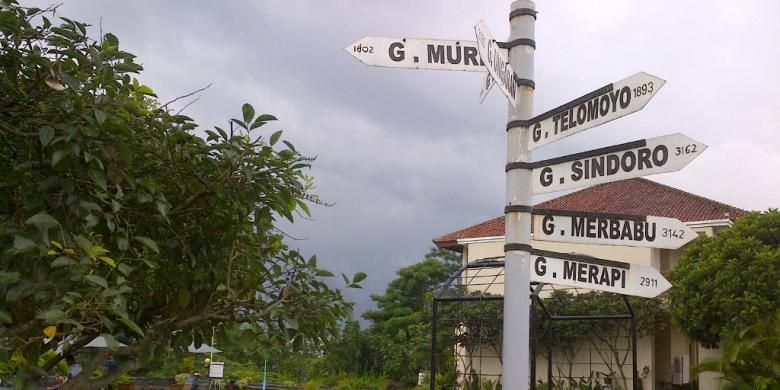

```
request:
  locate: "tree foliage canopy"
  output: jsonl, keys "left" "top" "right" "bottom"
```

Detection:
{"left": 0, "top": 3, "right": 356, "bottom": 388}
{"left": 362, "top": 247, "right": 460, "bottom": 384}
{"left": 695, "top": 309, "right": 780, "bottom": 390}
{"left": 669, "top": 209, "right": 780, "bottom": 348}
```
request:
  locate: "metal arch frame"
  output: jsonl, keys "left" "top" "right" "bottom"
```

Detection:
{"left": 430, "top": 258, "right": 639, "bottom": 390}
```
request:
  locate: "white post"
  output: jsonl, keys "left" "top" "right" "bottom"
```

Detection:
{"left": 503, "top": 1, "right": 535, "bottom": 389}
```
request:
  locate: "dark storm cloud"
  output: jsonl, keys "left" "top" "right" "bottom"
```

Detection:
{"left": 30, "top": 0, "right": 780, "bottom": 317}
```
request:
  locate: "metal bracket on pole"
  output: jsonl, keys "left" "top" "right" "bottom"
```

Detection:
{"left": 510, "top": 8, "right": 538, "bottom": 20}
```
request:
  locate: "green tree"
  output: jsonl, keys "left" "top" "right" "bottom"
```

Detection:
{"left": 695, "top": 309, "right": 780, "bottom": 389}
{"left": 669, "top": 209, "right": 780, "bottom": 348}
{"left": 0, "top": 3, "right": 358, "bottom": 388}
{"left": 363, "top": 248, "right": 460, "bottom": 384}
{"left": 315, "top": 319, "right": 374, "bottom": 377}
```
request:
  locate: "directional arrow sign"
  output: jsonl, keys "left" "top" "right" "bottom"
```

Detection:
{"left": 344, "top": 37, "right": 487, "bottom": 72}
{"left": 533, "top": 209, "right": 698, "bottom": 249}
{"left": 479, "top": 73, "right": 495, "bottom": 103}
{"left": 526, "top": 72, "right": 666, "bottom": 150}
{"left": 530, "top": 249, "right": 672, "bottom": 298}
{"left": 531, "top": 133, "right": 707, "bottom": 194}
{"left": 474, "top": 20, "right": 521, "bottom": 107}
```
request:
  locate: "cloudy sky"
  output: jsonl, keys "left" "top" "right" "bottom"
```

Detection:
{"left": 30, "top": 1, "right": 780, "bottom": 316}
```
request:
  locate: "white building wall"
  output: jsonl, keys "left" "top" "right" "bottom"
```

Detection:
{"left": 453, "top": 224, "right": 722, "bottom": 388}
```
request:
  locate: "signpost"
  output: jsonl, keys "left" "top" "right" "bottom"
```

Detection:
{"left": 346, "top": 2, "right": 707, "bottom": 388}
{"left": 344, "top": 37, "right": 487, "bottom": 72}
{"left": 474, "top": 20, "right": 522, "bottom": 107}
{"left": 530, "top": 249, "right": 672, "bottom": 298}
{"left": 532, "top": 133, "right": 707, "bottom": 194}
{"left": 533, "top": 209, "right": 698, "bottom": 249}
{"left": 525, "top": 72, "right": 666, "bottom": 150}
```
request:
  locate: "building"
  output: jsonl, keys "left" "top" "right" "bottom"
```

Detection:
{"left": 432, "top": 178, "right": 746, "bottom": 389}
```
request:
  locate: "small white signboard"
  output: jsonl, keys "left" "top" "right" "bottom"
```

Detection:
{"left": 533, "top": 210, "right": 697, "bottom": 249}
{"left": 530, "top": 250, "right": 672, "bottom": 298}
{"left": 526, "top": 72, "right": 666, "bottom": 150}
{"left": 532, "top": 133, "right": 707, "bottom": 194}
{"left": 208, "top": 361, "right": 224, "bottom": 378}
{"left": 480, "top": 73, "right": 495, "bottom": 103}
{"left": 344, "top": 37, "right": 486, "bottom": 72}
{"left": 474, "top": 20, "right": 521, "bottom": 107}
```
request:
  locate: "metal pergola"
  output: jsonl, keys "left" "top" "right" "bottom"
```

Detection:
{"left": 431, "top": 258, "right": 639, "bottom": 390}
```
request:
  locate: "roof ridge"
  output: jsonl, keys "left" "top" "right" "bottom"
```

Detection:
{"left": 432, "top": 215, "right": 503, "bottom": 243}
{"left": 433, "top": 178, "right": 749, "bottom": 252}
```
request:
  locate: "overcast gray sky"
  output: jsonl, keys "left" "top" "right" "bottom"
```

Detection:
{"left": 31, "top": 0, "right": 780, "bottom": 317}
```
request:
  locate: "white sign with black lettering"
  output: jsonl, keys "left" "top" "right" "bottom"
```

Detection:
{"left": 532, "top": 133, "right": 706, "bottom": 194}
{"left": 474, "top": 20, "right": 521, "bottom": 107}
{"left": 527, "top": 72, "right": 665, "bottom": 150}
{"left": 533, "top": 211, "right": 698, "bottom": 249}
{"left": 480, "top": 73, "right": 495, "bottom": 103}
{"left": 208, "top": 361, "right": 224, "bottom": 378}
{"left": 531, "top": 251, "right": 672, "bottom": 298}
{"left": 345, "top": 37, "right": 486, "bottom": 72}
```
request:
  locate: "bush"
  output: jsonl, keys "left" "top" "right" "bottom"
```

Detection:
{"left": 303, "top": 379, "right": 323, "bottom": 390}
{"left": 175, "top": 373, "right": 189, "bottom": 384}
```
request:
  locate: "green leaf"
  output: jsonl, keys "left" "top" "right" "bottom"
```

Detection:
{"left": 0, "top": 310, "right": 11, "bottom": 324}
{"left": 292, "top": 335, "right": 303, "bottom": 351}
{"left": 95, "top": 109, "right": 107, "bottom": 124}
{"left": 155, "top": 200, "right": 170, "bottom": 218}
{"left": 114, "top": 62, "right": 142, "bottom": 73}
{"left": 256, "top": 114, "right": 277, "bottom": 122}
{"left": 61, "top": 73, "right": 81, "bottom": 91}
{"left": 315, "top": 269, "right": 334, "bottom": 277}
{"left": 36, "top": 309, "right": 66, "bottom": 323}
{"left": 25, "top": 212, "right": 58, "bottom": 228}
{"left": 193, "top": 332, "right": 203, "bottom": 348}
{"left": 39, "top": 126, "right": 55, "bottom": 146}
{"left": 137, "top": 85, "right": 156, "bottom": 96}
{"left": 270, "top": 130, "right": 282, "bottom": 146}
{"left": 98, "top": 256, "right": 116, "bottom": 268}
{"left": 352, "top": 272, "right": 367, "bottom": 284}
{"left": 117, "top": 237, "right": 129, "bottom": 251}
{"left": 119, "top": 317, "right": 144, "bottom": 336}
{"left": 103, "top": 33, "right": 119, "bottom": 46}
{"left": 215, "top": 126, "right": 228, "bottom": 140}
{"left": 133, "top": 236, "right": 159, "bottom": 253}
{"left": 0, "top": 271, "right": 20, "bottom": 284}
{"left": 51, "top": 149, "right": 67, "bottom": 167}
{"left": 12, "top": 236, "right": 37, "bottom": 253}
{"left": 51, "top": 256, "right": 76, "bottom": 267}
{"left": 282, "top": 140, "right": 296, "bottom": 152}
{"left": 101, "top": 333, "right": 121, "bottom": 350}
{"left": 242, "top": 103, "right": 255, "bottom": 123}
{"left": 177, "top": 289, "right": 191, "bottom": 307}
{"left": 117, "top": 263, "right": 133, "bottom": 276}
{"left": 86, "top": 275, "right": 108, "bottom": 289}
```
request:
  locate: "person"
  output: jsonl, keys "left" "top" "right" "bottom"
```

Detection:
{"left": 185, "top": 370, "right": 200, "bottom": 390}
{"left": 65, "top": 355, "right": 82, "bottom": 379}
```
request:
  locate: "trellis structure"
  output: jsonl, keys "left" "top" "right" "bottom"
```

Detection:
{"left": 431, "top": 258, "right": 640, "bottom": 390}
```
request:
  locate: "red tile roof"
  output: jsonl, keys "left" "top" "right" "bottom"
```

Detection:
{"left": 433, "top": 178, "right": 747, "bottom": 251}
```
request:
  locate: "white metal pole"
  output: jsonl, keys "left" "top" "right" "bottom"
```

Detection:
{"left": 503, "top": 1, "right": 535, "bottom": 389}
